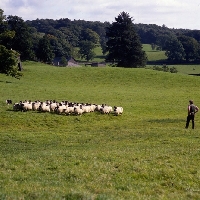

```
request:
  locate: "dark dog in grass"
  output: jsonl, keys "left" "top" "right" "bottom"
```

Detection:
{"left": 6, "top": 99, "right": 12, "bottom": 105}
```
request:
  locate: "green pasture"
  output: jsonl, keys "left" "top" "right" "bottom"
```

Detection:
{"left": 142, "top": 44, "right": 167, "bottom": 62}
{"left": 0, "top": 61, "right": 200, "bottom": 199}
{"left": 146, "top": 64, "right": 200, "bottom": 75}
{"left": 93, "top": 46, "right": 105, "bottom": 62}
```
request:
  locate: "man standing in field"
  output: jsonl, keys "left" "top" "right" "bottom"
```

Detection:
{"left": 185, "top": 100, "right": 199, "bottom": 129}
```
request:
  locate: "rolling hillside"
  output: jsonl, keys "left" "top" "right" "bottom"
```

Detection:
{"left": 0, "top": 62, "right": 200, "bottom": 199}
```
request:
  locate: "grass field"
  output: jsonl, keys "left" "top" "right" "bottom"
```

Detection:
{"left": 0, "top": 61, "right": 200, "bottom": 199}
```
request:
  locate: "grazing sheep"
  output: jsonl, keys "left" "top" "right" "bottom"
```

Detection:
{"left": 32, "top": 101, "right": 41, "bottom": 111}
{"left": 64, "top": 106, "right": 74, "bottom": 115}
{"left": 114, "top": 106, "right": 123, "bottom": 115}
{"left": 90, "top": 104, "right": 96, "bottom": 112}
{"left": 100, "top": 105, "right": 113, "bottom": 114}
{"left": 39, "top": 102, "right": 50, "bottom": 112}
{"left": 21, "top": 101, "right": 33, "bottom": 111}
{"left": 95, "top": 104, "right": 102, "bottom": 112}
{"left": 55, "top": 103, "right": 67, "bottom": 114}
{"left": 74, "top": 105, "right": 84, "bottom": 115}
{"left": 11, "top": 98, "right": 123, "bottom": 117}
{"left": 82, "top": 104, "right": 91, "bottom": 113}
{"left": 50, "top": 102, "right": 58, "bottom": 112}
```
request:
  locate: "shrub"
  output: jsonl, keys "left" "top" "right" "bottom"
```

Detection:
{"left": 162, "top": 64, "right": 169, "bottom": 72}
{"left": 152, "top": 65, "right": 178, "bottom": 73}
{"left": 170, "top": 66, "right": 178, "bottom": 73}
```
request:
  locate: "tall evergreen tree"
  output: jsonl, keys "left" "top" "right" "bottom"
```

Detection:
{"left": 106, "top": 11, "right": 147, "bottom": 68}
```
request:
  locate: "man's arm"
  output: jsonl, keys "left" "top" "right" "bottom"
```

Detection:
{"left": 188, "top": 105, "right": 190, "bottom": 115}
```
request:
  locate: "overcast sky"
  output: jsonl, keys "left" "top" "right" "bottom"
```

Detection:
{"left": 0, "top": 0, "right": 200, "bottom": 30}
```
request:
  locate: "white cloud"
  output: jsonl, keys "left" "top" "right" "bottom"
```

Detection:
{"left": 0, "top": 0, "right": 200, "bottom": 29}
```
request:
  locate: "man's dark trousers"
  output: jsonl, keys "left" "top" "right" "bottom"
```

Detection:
{"left": 185, "top": 115, "right": 195, "bottom": 129}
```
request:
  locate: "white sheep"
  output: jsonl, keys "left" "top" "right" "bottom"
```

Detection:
{"left": 39, "top": 102, "right": 50, "bottom": 112}
{"left": 90, "top": 104, "right": 96, "bottom": 112}
{"left": 50, "top": 102, "right": 58, "bottom": 112}
{"left": 21, "top": 101, "right": 33, "bottom": 111}
{"left": 82, "top": 105, "right": 91, "bottom": 113}
{"left": 114, "top": 106, "right": 123, "bottom": 115}
{"left": 32, "top": 101, "right": 41, "bottom": 111}
{"left": 100, "top": 105, "right": 113, "bottom": 114}
{"left": 12, "top": 98, "right": 123, "bottom": 118}
{"left": 56, "top": 103, "right": 67, "bottom": 114}
{"left": 95, "top": 104, "right": 102, "bottom": 112}
{"left": 64, "top": 106, "right": 74, "bottom": 115}
{"left": 74, "top": 105, "right": 84, "bottom": 115}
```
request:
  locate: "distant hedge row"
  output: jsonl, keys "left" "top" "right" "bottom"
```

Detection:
{"left": 152, "top": 65, "right": 178, "bottom": 73}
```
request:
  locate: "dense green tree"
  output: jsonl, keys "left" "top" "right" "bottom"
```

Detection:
{"left": 0, "top": 9, "right": 15, "bottom": 48}
{"left": 79, "top": 40, "right": 96, "bottom": 61}
{"left": 6, "top": 15, "right": 34, "bottom": 60}
{"left": 185, "top": 30, "right": 200, "bottom": 43}
{"left": 47, "top": 34, "right": 72, "bottom": 58}
{"left": 28, "top": 27, "right": 42, "bottom": 60}
{"left": 0, "top": 9, "right": 22, "bottom": 79}
{"left": 80, "top": 28, "right": 100, "bottom": 44}
{"left": 178, "top": 35, "right": 200, "bottom": 61}
{"left": 165, "top": 36, "right": 185, "bottom": 61}
{"left": 36, "top": 35, "right": 54, "bottom": 63}
{"left": 48, "top": 34, "right": 66, "bottom": 57}
{"left": 0, "top": 45, "right": 22, "bottom": 79}
{"left": 156, "top": 34, "right": 174, "bottom": 50}
{"left": 0, "top": 9, "right": 7, "bottom": 32}
{"left": 59, "top": 27, "right": 79, "bottom": 47}
{"left": 0, "top": 30, "right": 15, "bottom": 48}
{"left": 106, "top": 12, "right": 147, "bottom": 67}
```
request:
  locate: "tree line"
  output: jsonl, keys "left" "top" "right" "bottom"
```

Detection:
{"left": 26, "top": 15, "right": 200, "bottom": 63}
{"left": 1, "top": 8, "right": 200, "bottom": 78}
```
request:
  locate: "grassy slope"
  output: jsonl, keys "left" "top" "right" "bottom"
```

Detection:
{"left": 1, "top": 62, "right": 200, "bottom": 199}
{"left": 143, "top": 44, "right": 200, "bottom": 75}
{"left": 143, "top": 44, "right": 167, "bottom": 62}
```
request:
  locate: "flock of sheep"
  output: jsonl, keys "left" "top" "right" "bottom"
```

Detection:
{"left": 8, "top": 99, "right": 123, "bottom": 116}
